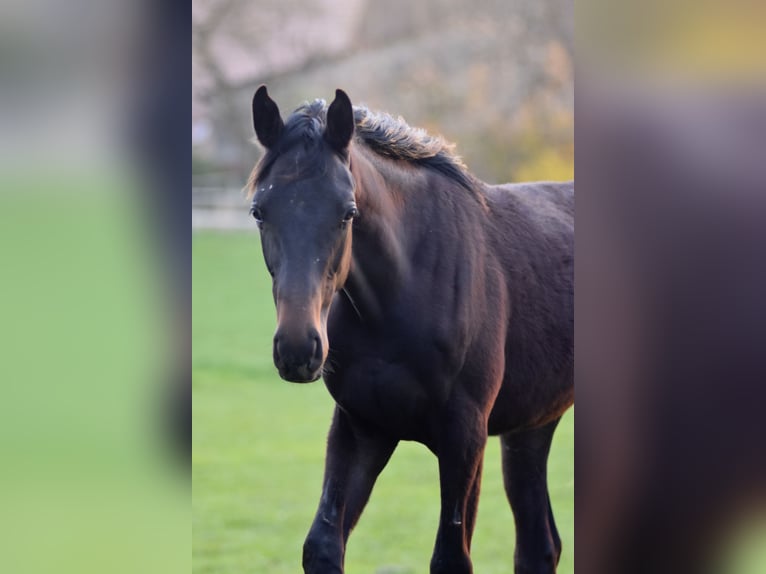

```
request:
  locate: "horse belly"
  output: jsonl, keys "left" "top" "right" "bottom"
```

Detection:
{"left": 487, "top": 367, "right": 574, "bottom": 435}
{"left": 324, "top": 358, "right": 432, "bottom": 443}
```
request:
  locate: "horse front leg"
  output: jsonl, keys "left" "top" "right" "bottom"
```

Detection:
{"left": 303, "top": 405, "right": 397, "bottom": 574}
{"left": 430, "top": 399, "right": 488, "bottom": 574}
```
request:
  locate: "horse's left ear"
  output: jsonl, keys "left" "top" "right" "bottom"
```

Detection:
{"left": 325, "top": 89, "right": 354, "bottom": 152}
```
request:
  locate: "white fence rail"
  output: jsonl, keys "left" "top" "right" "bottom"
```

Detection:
{"left": 192, "top": 187, "right": 256, "bottom": 231}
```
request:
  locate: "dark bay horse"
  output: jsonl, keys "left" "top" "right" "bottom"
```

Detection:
{"left": 248, "top": 86, "right": 573, "bottom": 574}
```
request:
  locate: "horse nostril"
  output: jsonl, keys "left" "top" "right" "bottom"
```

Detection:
{"left": 273, "top": 334, "right": 283, "bottom": 366}
{"left": 309, "top": 332, "right": 323, "bottom": 369}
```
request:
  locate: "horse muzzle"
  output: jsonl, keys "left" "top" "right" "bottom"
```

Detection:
{"left": 273, "top": 328, "right": 324, "bottom": 383}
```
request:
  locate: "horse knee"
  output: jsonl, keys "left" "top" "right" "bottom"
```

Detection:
{"left": 547, "top": 524, "right": 562, "bottom": 565}
{"left": 552, "top": 536, "right": 562, "bottom": 565}
{"left": 302, "top": 532, "right": 343, "bottom": 574}
{"left": 547, "top": 503, "right": 562, "bottom": 559}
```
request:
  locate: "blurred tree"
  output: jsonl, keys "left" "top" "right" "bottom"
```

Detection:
{"left": 192, "top": 0, "right": 573, "bottom": 184}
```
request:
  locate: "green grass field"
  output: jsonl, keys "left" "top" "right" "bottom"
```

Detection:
{"left": 193, "top": 231, "right": 574, "bottom": 574}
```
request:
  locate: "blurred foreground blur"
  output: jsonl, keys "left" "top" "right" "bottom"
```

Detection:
{"left": 0, "top": 1, "right": 188, "bottom": 573}
{"left": 578, "top": 86, "right": 766, "bottom": 574}
{"left": 577, "top": 2, "right": 766, "bottom": 572}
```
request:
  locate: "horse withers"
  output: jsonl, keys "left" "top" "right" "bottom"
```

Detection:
{"left": 248, "top": 86, "right": 573, "bottom": 574}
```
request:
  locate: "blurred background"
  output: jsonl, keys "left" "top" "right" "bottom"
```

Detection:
{"left": 192, "top": 0, "right": 573, "bottom": 229}
{"left": 192, "top": 1, "right": 574, "bottom": 573}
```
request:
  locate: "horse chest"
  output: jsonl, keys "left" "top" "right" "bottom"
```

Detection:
{"left": 323, "top": 357, "right": 435, "bottom": 442}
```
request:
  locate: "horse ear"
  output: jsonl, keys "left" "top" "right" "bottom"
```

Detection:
{"left": 252, "top": 85, "right": 283, "bottom": 148}
{"left": 325, "top": 89, "right": 354, "bottom": 152}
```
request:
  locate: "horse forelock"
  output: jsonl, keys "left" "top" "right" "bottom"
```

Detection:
{"left": 246, "top": 100, "right": 328, "bottom": 197}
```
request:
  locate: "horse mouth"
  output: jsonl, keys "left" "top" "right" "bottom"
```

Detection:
{"left": 278, "top": 367, "right": 322, "bottom": 384}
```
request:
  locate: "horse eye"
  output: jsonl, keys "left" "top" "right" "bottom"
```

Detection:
{"left": 343, "top": 207, "right": 358, "bottom": 222}
{"left": 250, "top": 206, "right": 264, "bottom": 225}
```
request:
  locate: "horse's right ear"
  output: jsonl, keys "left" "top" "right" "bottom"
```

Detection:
{"left": 252, "top": 85, "right": 283, "bottom": 148}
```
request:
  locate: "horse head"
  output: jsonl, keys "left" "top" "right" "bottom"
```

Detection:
{"left": 250, "top": 86, "right": 357, "bottom": 382}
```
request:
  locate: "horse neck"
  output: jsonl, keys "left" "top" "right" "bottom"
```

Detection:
{"left": 343, "top": 146, "right": 416, "bottom": 323}
{"left": 344, "top": 145, "right": 481, "bottom": 324}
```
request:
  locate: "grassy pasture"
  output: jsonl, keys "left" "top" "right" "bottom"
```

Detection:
{"left": 193, "top": 231, "right": 574, "bottom": 573}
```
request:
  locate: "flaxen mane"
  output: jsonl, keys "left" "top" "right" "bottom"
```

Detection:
{"left": 248, "top": 100, "right": 481, "bottom": 203}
